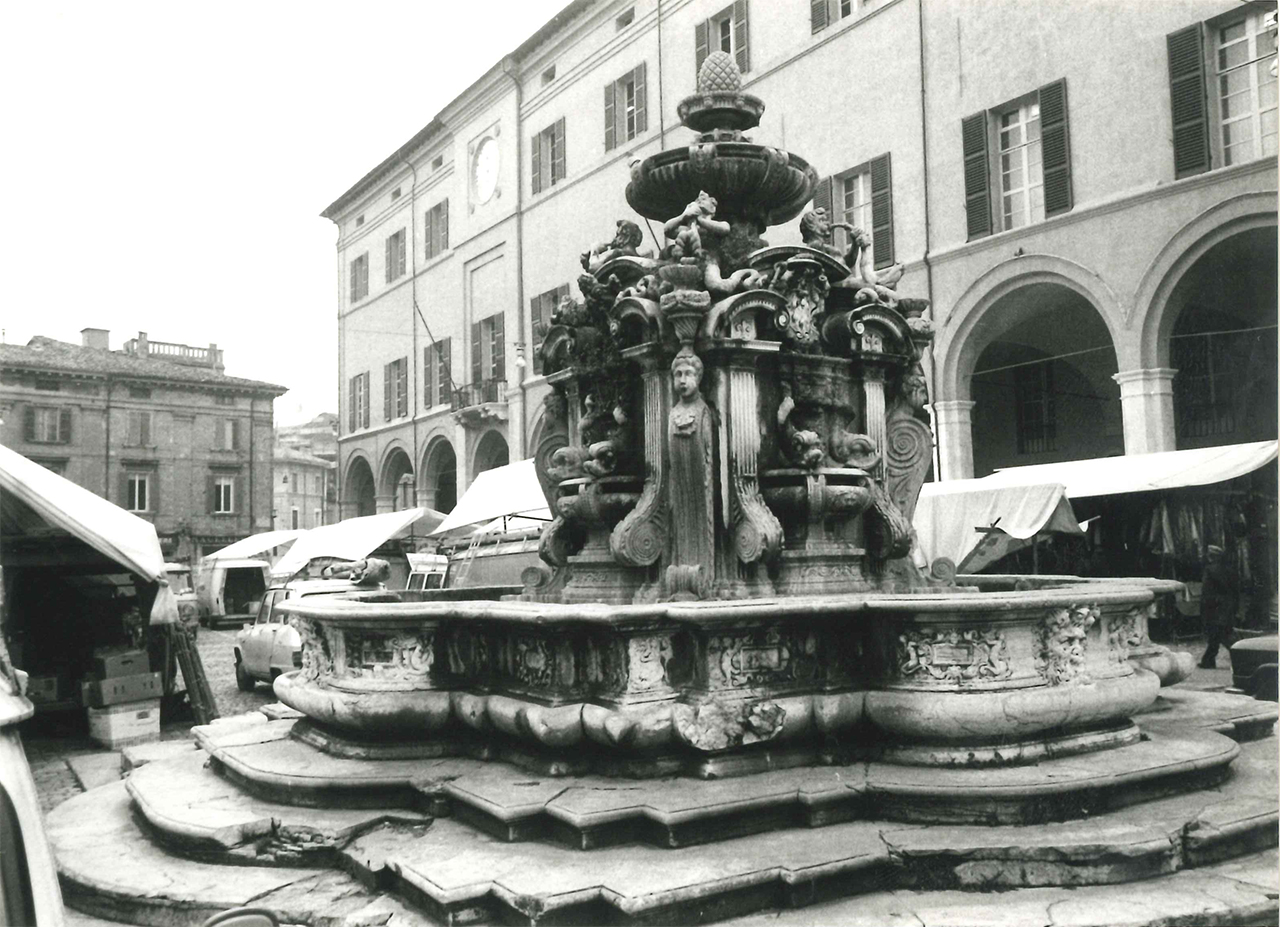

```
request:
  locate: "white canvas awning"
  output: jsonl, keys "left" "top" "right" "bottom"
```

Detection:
{"left": 430, "top": 460, "right": 552, "bottom": 536}
{"left": 203, "top": 529, "right": 304, "bottom": 562}
{"left": 914, "top": 480, "right": 1083, "bottom": 570}
{"left": 0, "top": 444, "right": 178, "bottom": 623}
{"left": 271, "top": 508, "right": 429, "bottom": 577}
{"left": 980, "top": 441, "right": 1277, "bottom": 498}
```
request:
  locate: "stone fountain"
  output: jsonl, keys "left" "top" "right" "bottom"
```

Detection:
{"left": 48, "top": 54, "right": 1277, "bottom": 927}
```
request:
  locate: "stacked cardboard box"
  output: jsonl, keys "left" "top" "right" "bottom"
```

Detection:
{"left": 84, "top": 647, "right": 160, "bottom": 748}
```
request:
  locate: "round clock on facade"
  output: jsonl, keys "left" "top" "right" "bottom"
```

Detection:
{"left": 472, "top": 137, "right": 499, "bottom": 204}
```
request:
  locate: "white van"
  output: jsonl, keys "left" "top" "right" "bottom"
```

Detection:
{"left": 196, "top": 558, "right": 269, "bottom": 629}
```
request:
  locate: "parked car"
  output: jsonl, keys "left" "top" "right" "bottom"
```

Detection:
{"left": 198, "top": 558, "right": 270, "bottom": 629}
{"left": 406, "top": 552, "right": 448, "bottom": 592}
{"left": 233, "top": 579, "right": 375, "bottom": 691}
{"left": 164, "top": 562, "right": 200, "bottom": 641}
{"left": 1228, "top": 634, "right": 1278, "bottom": 701}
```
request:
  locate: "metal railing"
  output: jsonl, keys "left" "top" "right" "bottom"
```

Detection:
{"left": 451, "top": 378, "right": 507, "bottom": 410}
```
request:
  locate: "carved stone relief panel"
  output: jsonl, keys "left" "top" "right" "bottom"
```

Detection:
{"left": 896, "top": 627, "right": 1012, "bottom": 684}
{"left": 702, "top": 625, "right": 819, "bottom": 691}
{"left": 343, "top": 630, "right": 435, "bottom": 683}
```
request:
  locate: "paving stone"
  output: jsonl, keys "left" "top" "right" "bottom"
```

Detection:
{"left": 126, "top": 749, "right": 429, "bottom": 863}
{"left": 120, "top": 739, "right": 200, "bottom": 772}
{"left": 1137, "top": 687, "right": 1278, "bottom": 741}
{"left": 67, "top": 752, "right": 123, "bottom": 791}
{"left": 259, "top": 701, "right": 304, "bottom": 721}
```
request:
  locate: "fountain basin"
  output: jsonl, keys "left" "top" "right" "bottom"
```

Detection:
{"left": 274, "top": 580, "right": 1163, "bottom": 774}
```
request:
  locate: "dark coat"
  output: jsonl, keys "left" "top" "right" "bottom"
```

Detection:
{"left": 1200, "top": 560, "right": 1238, "bottom": 629}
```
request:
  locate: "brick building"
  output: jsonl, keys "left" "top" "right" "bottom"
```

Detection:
{"left": 0, "top": 329, "right": 287, "bottom": 561}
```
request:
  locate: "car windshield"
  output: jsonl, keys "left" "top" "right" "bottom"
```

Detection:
{"left": 166, "top": 569, "right": 193, "bottom": 594}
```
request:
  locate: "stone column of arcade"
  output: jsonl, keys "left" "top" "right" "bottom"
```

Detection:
{"left": 45, "top": 52, "right": 1278, "bottom": 927}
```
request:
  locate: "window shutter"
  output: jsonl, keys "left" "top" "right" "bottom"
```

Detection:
{"left": 398, "top": 359, "right": 409, "bottom": 416}
{"left": 811, "top": 0, "right": 828, "bottom": 34}
{"left": 634, "top": 63, "right": 648, "bottom": 135}
{"left": 1038, "top": 79, "right": 1072, "bottom": 218}
{"left": 695, "top": 19, "right": 709, "bottom": 74}
{"left": 531, "top": 132, "right": 542, "bottom": 195}
{"left": 58, "top": 408, "right": 72, "bottom": 443}
{"left": 23, "top": 407, "right": 34, "bottom": 442}
{"left": 349, "top": 378, "right": 357, "bottom": 432}
{"left": 440, "top": 338, "right": 452, "bottom": 403}
{"left": 870, "top": 153, "right": 895, "bottom": 268}
{"left": 232, "top": 418, "right": 242, "bottom": 450}
{"left": 492, "top": 314, "right": 506, "bottom": 382}
{"left": 605, "top": 80, "right": 617, "bottom": 151}
{"left": 384, "top": 363, "right": 393, "bottom": 421}
{"left": 961, "top": 111, "right": 992, "bottom": 240}
{"left": 424, "top": 207, "right": 435, "bottom": 259}
{"left": 471, "top": 322, "right": 483, "bottom": 385}
{"left": 440, "top": 199, "right": 448, "bottom": 251}
{"left": 141, "top": 412, "right": 151, "bottom": 446}
{"left": 363, "top": 373, "right": 371, "bottom": 427}
{"left": 150, "top": 470, "right": 159, "bottom": 515}
{"left": 120, "top": 471, "right": 130, "bottom": 509}
{"left": 1167, "top": 24, "right": 1210, "bottom": 179}
{"left": 385, "top": 235, "right": 394, "bottom": 283}
{"left": 206, "top": 475, "right": 216, "bottom": 514}
{"left": 234, "top": 476, "right": 244, "bottom": 515}
{"left": 733, "top": 0, "right": 750, "bottom": 74}
{"left": 425, "top": 346, "right": 435, "bottom": 406}
{"left": 813, "top": 175, "right": 833, "bottom": 219}
{"left": 552, "top": 118, "right": 566, "bottom": 183}
{"left": 531, "top": 296, "right": 544, "bottom": 375}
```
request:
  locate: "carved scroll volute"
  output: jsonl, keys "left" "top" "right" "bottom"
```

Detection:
{"left": 884, "top": 360, "right": 933, "bottom": 524}
{"left": 610, "top": 350, "right": 669, "bottom": 567}
{"left": 724, "top": 355, "right": 782, "bottom": 566}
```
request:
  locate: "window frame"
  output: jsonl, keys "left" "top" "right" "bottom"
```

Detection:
{"left": 213, "top": 476, "right": 235, "bottom": 515}
{"left": 993, "top": 93, "right": 1045, "bottom": 232}
{"left": 424, "top": 200, "right": 449, "bottom": 260}
{"left": 25, "top": 405, "right": 71, "bottom": 444}
{"left": 532, "top": 119, "right": 567, "bottom": 194}
{"left": 696, "top": 1, "right": 750, "bottom": 75}
{"left": 605, "top": 64, "right": 648, "bottom": 151}
{"left": 126, "top": 472, "right": 151, "bottom": 513}
{"left": 349, "top": 252, "right": 369, "bottom": 303}
{"left": 126, "top": 410, "right": 153, "bottom": 447}
{"left": 1211, "top": 6, "right": 1279, "bottom": 167}
{"left": 385, "top": 228, "right": 407, "bottom": 282}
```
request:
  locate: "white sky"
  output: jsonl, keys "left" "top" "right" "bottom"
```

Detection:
{"left": 0, "top": 1, "right": 565, "bottom": 426}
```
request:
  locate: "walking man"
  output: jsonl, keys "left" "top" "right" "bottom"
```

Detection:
{"left": 1199, "top": 544, "right": 1239, "bottom": 669}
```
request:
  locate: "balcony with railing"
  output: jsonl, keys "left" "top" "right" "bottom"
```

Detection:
{"left": 451, "top": 378, "right": 508, "bottom": 427}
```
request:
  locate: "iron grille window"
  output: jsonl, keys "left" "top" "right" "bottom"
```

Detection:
{"left": 1172, "top": 332, "right": 1238, "bottom": 439}
{"left": 1014, "top": 361, "right": 1057, "bottom": 454}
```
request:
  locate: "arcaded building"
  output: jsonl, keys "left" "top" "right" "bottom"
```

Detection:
{"left": 324, "top": 0, "right": 1276, "bottom": 516}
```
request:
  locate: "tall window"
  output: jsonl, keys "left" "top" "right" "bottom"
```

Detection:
{"left": 962, "top": 80, "right": 1072, "bottom": 240}
{"left": 126, "top": 473, "right": 150, "bottom": 513}
{"left": 998, "top": 101, "right": 1044, "bottom": 230}
{"left": 605, "top": 64, "right": 647, "bottom": 151}
{"left": 350, "top": 253, "right": 369, "bottom": 302}
{"left": 291, "top": 508, "right": 300, "bottom": 530}
{"left": 314, "top": 508, "right": 323, "bottom": 527}
{"left": 212, "top": 476, "right": 235, "bottom": 514}
{"left": 695, "top": 2, "right": 750, "bottom": 75}
{"left": 1172, "top": 332, "right": 1238, "bottom": 439}
{"left": 1216, "top": 11, "right": 1278, "bottom": 165}
{"left": 471, "top": 314, "right": 505, "bottom": 387}
{"left": 531, "top": 284, "right": 570, "bottom": 375}
{"left": 348, "top": 371, "right": 370, "bottom": 432}
{"left": 127, "top": 410, "right": 152, "bottom": 446}
{"left": 385, "top": 229, "right": 406, "bottom": 282}
{"left": 1014, "top": 362, "right": 1057, "bottom": 455}
{"left": 23, "top": 406, "right": 70, "bottom": 444}
{"left": 812, "top": 154, "right": 895, "bottom": 269}
{"left": 811, "top": 0, "right": 856, "bottom": 33}
{"left": 425, "top": 338, "right": 452, "bottom": 407}
{"left": 531, "top": 119, "right": 566, "bottom": 194}
{"left": 215, "top": 418, "right": 241, "bottom": 450}
{"left": 425, "top": 200, "right": 449, "bottom": 259}
{"left": 384, "top": 357, "right": 408, "bottom": 421}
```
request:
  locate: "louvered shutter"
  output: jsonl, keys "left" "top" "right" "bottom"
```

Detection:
{"left": 398, "top": 359, "right": 409, "bottom": 416}
{"left": 425, "top": 347, "right": 435, "bottom": 406}
{"left": 23, "top": 407, "right": 34, "bottom": 442}
{"left": 492, "top": 314, "right": 505, "bottom": 382}
{"left": 1038, "top": 79, "right": 1073, "bottom": 217}
{"left": 471, "top": 322, "right": 483, "bottom": 386}
{"left": 869, "top": 154, "right": 895, "bottom": 268}
{"left": 363, "top": 374, "right": 370, "bottom": 428}
{"left": 733, "top": 0, "right": 749, "bottom": 74}
{"left": 149, "top": 469, "right": 159, "bottom": 515}
{"left": 634, "top": 62, "right": 648, "bottom": 135}
{"left": 120, "top": 471, "right": 130, "bottom": 509}
{"left": 440, "top": 199, "right": 448, "bottom": 251}
{"left": 128, "top": 411, "right": 139, "bottom": 446}
{"left": 234, "top": 476, "right": 244, "bottom": 515}
{"left": 232, "top": 418, "right": 242, "bottom": 450}
{"left": 811, "top": 0, "right": 828, "bottom": 33}
{"left": 142, "top": 412, "right": 151, "bottom": 446}
{"left": 605, "top": 80, "right": 617, "bottom": 151}
{"left": 961, "top": 112, "right": 992, "bottom": 240}
{"left": 552, "top": 118, "right": 566, "bottom": 183}
{"left": 813, "top": 175, "right": 833, "bottom": 219}
{"left": 531, "top": 296, "right": 544, "bottom": 375}
{"left": 206, "top": 475, "right": 216, "bottom": 514}
{"left": 359, "top": 256, "right": 368, "bottom": 299}
{"left": 531, "top": 132, "right": 542, "bottom": 195}
{"left": 348, "top": 378, "right": 357, "bottom": 432}
{"left": 695, "top": 19, "right": 709, "bottom": 74}
{"left": 385, "top": 235, "right": 394, "bottom": 283}
{"left": 439, "top": 338, "right": 451, "bottom": 404}
{"left": 424, "top": 207, "right": 435, "bottom": 259}
{"left": 58, "top": 408, "right": 72, "bottom": 443}
{"left": 1168, "top": 25, "right": 1210, "bottom": 178}
{"left": 384, "top": 363, "right": 393, "bottom": 421}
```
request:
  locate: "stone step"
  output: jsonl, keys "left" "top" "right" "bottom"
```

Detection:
{"left": 719, "top": 848, "right": 1280, "bottom": 927}
{"left": 126, "top": 749, "right": 430, "bottom": 865}
{"left": 47, "top": 780, "right": 431, "bottom": 927}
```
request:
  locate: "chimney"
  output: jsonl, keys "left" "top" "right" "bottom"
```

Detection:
{"left": 80, "top": 328, "right": 109, "bottom": 350}
{"left": 136, "top": 331, "right": 149, "bottom": 357}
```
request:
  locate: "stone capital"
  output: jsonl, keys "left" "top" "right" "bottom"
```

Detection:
{"left": 1112, "top": 368, "right": 1177, "bottom": 455}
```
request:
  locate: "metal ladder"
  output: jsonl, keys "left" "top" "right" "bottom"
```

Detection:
{"left": 168, "top": 624, "right": 218, "bottom": 725}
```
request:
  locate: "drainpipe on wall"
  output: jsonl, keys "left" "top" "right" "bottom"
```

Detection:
{"left": 503, "top": 57, "right": 528, "bottom": 460}
{"left": 657, "top": 0, "right": 666, "bottom": 150}
{"left": 103, "top": 376, "right": 113, "bottom": 498}
{"left": 335, "top": 240, "right": 345, "bottom": 518}
{"left": 916, "top": 0, "right": 942, "bottom": 481}
{"left": 248, "top": 395, "right": 255, "bottom": 532}
{"left": 403, "top": 155, "right": 421, "bottom": 504}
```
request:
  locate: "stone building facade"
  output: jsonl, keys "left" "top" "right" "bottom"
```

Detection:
{"left": 324, "top": 0, "right": 1276, "bottom": 517}
{"left": 273, "top": 446, "right": 336, "bottom": 531}
{"left": 0, "top": 329, "right": 287, "bottom": 561}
